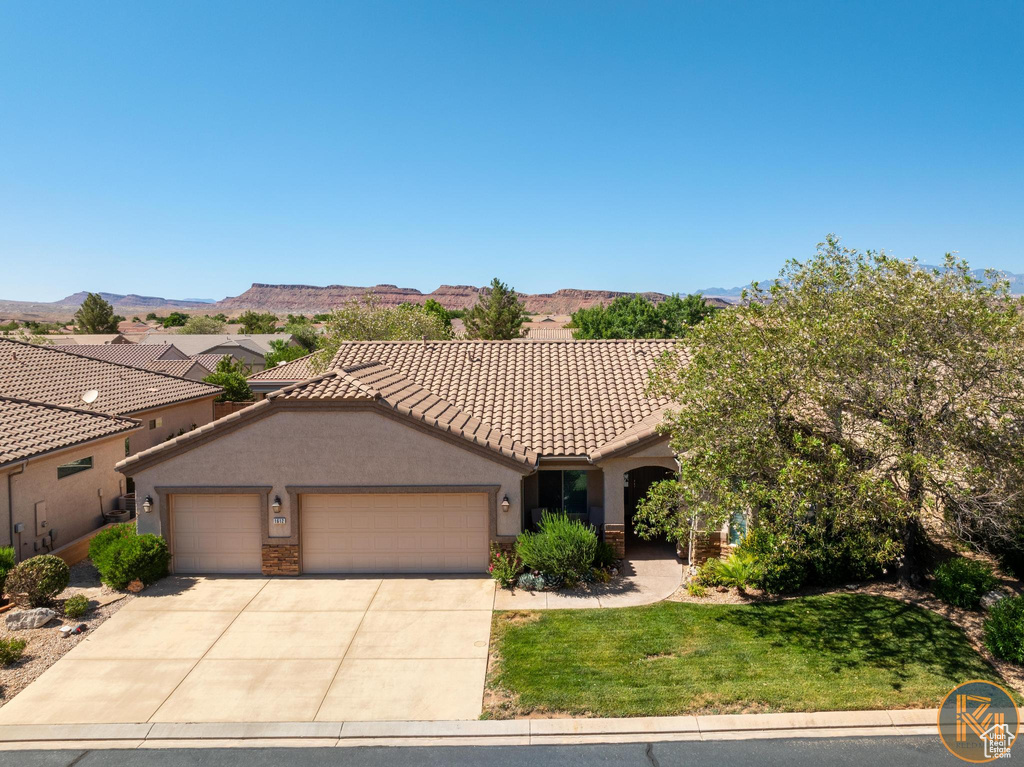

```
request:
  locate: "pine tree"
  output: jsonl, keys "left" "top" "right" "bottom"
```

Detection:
{"left": 464, "top": 278, "right": 528, "bottom": 340}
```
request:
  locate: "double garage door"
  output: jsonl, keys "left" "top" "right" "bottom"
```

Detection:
{"left": 170, "top": 491, "right": 489, "bottom": 574}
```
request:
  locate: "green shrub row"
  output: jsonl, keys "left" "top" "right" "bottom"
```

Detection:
{"left": 88, "top": 524, "right": 170, "bottom": 590}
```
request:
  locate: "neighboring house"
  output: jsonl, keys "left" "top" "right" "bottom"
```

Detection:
{"left": 0, "top": 338, "right": 222, "bottom": 457}
{"left": 146, "top": 358, "right": 216, "bottom": 381}
{"left": 523, "top": 327, "right": 575, "bottom": 340}
{"left": 0, "top": 397, "right": 140, "bottom": 560}
{"left": 38, "top": 334, "right": 128, "bottom": 345}
{"left": 117, "top": 320, "right": 152, "bottom": 335}
{"left": 52, "top": 343, "right": 189, "bottom": 366}
{"left": 52, "top": 343, "right": 221, "bottom": 382}
{"left": 118, "top": 339, "right": 683, "bottom": 576}
{"left": 247, "top": 353, "right": 318, "bottom": 398}
{"left": 138, "top": 334, "right": 297, "bottom": 371}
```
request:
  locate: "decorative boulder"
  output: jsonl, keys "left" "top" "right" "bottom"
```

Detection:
{"left": 982, "top": 590, "right": 1008, "bottom": 610}
{"left": 5, "top": 607, "right": 56, "bottom": 630}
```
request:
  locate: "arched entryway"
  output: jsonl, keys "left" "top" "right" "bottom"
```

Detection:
{"left": 624, "top": 465, "right": 676, "bottom": 554}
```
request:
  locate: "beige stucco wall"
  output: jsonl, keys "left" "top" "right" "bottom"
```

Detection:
{"left": 596, "top": 439, "right": 678, "bottom": 529}
{"left": 129, "top": 408, "right": 528, "bottom": 541}
{"left": 0, "top": 435, "right": 130, "bottom": 562}
{"left": 127, "top": 396, "right": 216, "bottom": 455}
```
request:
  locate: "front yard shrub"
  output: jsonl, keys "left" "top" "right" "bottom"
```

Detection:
{"left": 0, "top": 638, "right": 27, "bottom": 666}
{"left": 517, "top": 572, "right": 546, "bottom": 591}
{"left": 738, "top": 530, "right": 808, "bottom": 594}
{"left": 694, "top": 557, "right": 725, "bottom": 587}
{"left": 984, "top": 595, "right": 1024, "bottom": 664}
{"left": 489, "top": 545, "right": 522, "bottom": 588}
{"left": 716, "top": 552, "right": 757, "bottom": 590}
{"left": 593, "top": 540, "right": 617, "bottom": 569}
{"left": 933, "top": 557, "right": 997, "bottom": 609}
{"left": 4, "top": 555, "right": 70, "bottom": 607}
{"left": 63, "top": 594, "right": 89, "bottom": 619}
{"left": 515, "top": 512, "right": 598, "bottom": 585}
{"left": 0, "top": 546, "right": 16, "bottom": 596}
{"left": 686, "top": 581, "right": 707, "bottom": 597}
{"left": 88, "top": 523, "right": 136, "bottom": 571}
{"left": 99, "top": 534, "right": 170, "bottom": 590}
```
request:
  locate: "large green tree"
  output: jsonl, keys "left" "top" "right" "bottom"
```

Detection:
{"left": 313, "top": 295, "right": 450, "bottom": 370}
{"left": 178, "top": 315, "right": 226, "bottom": 334}
{"left": 571, "top": 293, "right": 715, "bottom": 339}
{"left": 202, "top": 356, "right": 253, "bottom": 402}
{"left": 464, "top": 278, "right": 528, "bottom": 340}
{"left": 74, "top": 293, "right": 122, "bottom": 333}
{"left": 640, "top": 236, "right": 1024, "bottom": 583}
{"left": 238, "top": 311, "right": 279, "bottom": 334}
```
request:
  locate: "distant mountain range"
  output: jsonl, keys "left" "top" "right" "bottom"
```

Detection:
{"left": 1, "top": 265, "right": 1019, "bottom": 320}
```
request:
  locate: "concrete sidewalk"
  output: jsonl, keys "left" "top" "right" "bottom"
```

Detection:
{"left": 0, "top": 709, "right": 939, "bottom": 750}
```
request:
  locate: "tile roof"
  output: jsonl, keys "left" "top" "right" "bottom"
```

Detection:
{"left": 52, "top": 343, "right": 185, "bottom": 367}
{"left": 0, "top": 338, "right": 222, "bottom": 416}
{"left": 138, "top": 334, "right": 295, "bottom": 356}
{"left": 248, "top": 353, "right": 318, "bottom": 382}
{"left": 523, "top": 327, "right": 575, "bottom": 340}
{"left": 146, "top": 359, "right": 208, "bottom": 378}
{"left": 587, "top": 407, "right": 671, "bottom": 462}
{"left": 327, "top": 339, "right": 682, "bottom": 457}
{"left": 120, "top": 361, "right": 536, "bottom": 471}
{"left": 0, "top": 395, "right": 139, "bottom": 468}
{"left": 39, "top": 334, "right": 127, "bottom": 345}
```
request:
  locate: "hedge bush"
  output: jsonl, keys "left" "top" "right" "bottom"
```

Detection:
{"left": 516, "top": 512, "right": 598, "bottom": 585}
{"left": 985, "top": 595, "right": 1024, "bottom": 664}
{"left": 738, "top": 530, "right": 808, "bottom": 594}
{"left": 0, "top": 546, "right": 15, "bottom": 597}
{"left": 63, "top": 594, "right": 89, "bottom": 619}
{"left": 99, "top": 534, "right": 170, "bottom": 590}
{"left": 88, "top": 523, "right": 136, "bottom": 571}
{"left": 0, "top": 638, "right": 27, "bottom": 666}
{"left": 933, "top": 557, "right": 997, "bottom": 609}
{"left": 593, "top": 540, "right": 618, "bottom": 569}
{"left": 4, "top": 555, "right": 69, "bottom": 607}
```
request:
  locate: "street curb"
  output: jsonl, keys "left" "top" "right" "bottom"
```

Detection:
{"left": 0, "top": 709, "right": 940, "bottom": 750}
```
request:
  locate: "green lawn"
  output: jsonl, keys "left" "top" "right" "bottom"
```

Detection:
{"left": 489, "top": 594, "right": 1004, "bottom": 717}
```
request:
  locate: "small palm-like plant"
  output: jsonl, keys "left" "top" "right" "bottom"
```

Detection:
{"left": 717, "top": 552, "right": 757, "bottom": 591}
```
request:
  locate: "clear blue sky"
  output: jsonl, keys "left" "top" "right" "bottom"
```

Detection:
{"left": 2, "top": 1, "right": 1022, "bottom": 301}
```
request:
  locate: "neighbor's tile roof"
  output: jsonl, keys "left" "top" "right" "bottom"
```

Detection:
{"left": 248, "top": 353, "right": 318, "bottom": 382}
{"left": 523, "top": 327, "right": 575, "bottom": 340}
{"left": 0, "top": 338, "right": 222, "bottom": 416}
{"left": 146, "top": 359, "right": 206, "bottom": 378}
{"left": 0, "top": 395, "right": 139, "bottom": 467}
{"left": 138, "top": 334, "right": 295, "bottom": 356}
{"left": 52, "top": 343, "right": 184, "bottom": 367}
{"left": 326, "top": 339, "right": 682, "bottom": 457}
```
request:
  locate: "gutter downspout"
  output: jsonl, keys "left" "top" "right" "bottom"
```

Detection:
{"left": 6, "top": 461, "right": 25, "bottom": 563}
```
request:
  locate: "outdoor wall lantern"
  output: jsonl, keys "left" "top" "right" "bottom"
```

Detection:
{"left": 271, "top": 496, "right": 282, "bottom": 514}
{"left": 500, "top": 495, "right": 510, "bottom": 513}
{"left": 142, "top": 495, "right": 153, "bottom": 513}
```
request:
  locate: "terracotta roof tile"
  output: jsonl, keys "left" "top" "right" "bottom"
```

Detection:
{"left": 52, "top": 343, "right": 184, "bottom": 367}
{"left": 0, "top": 395, "right": 139, "bottom": 467}
{"left": 248, "top": 353, "right": 318, "bottom": 381}
{"left": 327, "top": 340, "right": 683, "bottom": 457}
{"left": 0, "top": 338, "right": 221, "bottom": 416}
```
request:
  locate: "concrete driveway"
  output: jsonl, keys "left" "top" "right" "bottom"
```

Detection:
{"left": 0, "top": 576, "right": 495, "bottom": 725}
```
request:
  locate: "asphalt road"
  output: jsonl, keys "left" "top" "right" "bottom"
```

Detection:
{"left": 0, "top": 736, "right": 958, "bottom": 766}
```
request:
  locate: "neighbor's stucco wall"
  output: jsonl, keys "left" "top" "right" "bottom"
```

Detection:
{"left": 595, "top": 439, "right": 677, "bottom": 528}
{"left": 128, "top": 396, "right": 216, "bottom": 455}
{"left": 129, "top": 408, "right": 528, "bottom": 540}
{"left": 0, "top": 435, "right": 129, "bottom": 562}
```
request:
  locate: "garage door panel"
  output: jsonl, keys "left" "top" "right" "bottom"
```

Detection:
{"left": 171, "top": 494, "right": 262, "bottom": 575}
{"left": 302, "top": 492, "right": 489, "bottom": 574}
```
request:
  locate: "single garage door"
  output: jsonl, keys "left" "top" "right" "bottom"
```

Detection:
{"left": 171, "top": 493, "right": 262, "bottom": 574}
{"left": 301, "top": 492, "right": 489, "bottom": 573}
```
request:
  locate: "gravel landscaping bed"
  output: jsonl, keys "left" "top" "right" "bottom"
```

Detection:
{"left": 0, "top": 559, "right": 135, "bottom": 707}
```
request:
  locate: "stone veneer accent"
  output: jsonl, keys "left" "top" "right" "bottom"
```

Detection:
{"left": 603, "top": 523, "right": 625, "bottom": 558}
{"left": 262, "top": 544, "right": 300, "bottom": 575}
{"left": 691, "top": 530, "right": 726, "bottom": 565}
